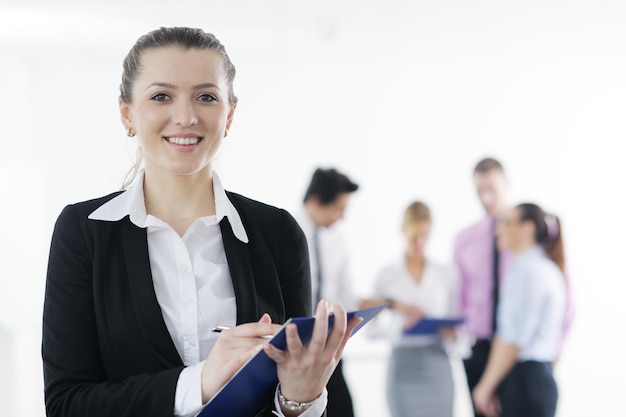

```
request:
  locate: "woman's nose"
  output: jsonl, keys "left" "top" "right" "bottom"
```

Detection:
{"left": 173, "top": 102, "right": 198, "bottom": 127}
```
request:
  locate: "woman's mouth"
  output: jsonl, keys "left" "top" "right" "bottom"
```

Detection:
{"left": 165, "top": 136, "right": 203, "bottom": 145}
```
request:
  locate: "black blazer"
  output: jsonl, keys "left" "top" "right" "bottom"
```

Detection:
{"left": 42, "top": 190, "right": 312, "bottom": 417}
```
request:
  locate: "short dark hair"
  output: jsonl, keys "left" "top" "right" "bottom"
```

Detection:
{"left": 303, "top": 168, "right": 359, "bottom": 205}
{"left": 473, "top": 157, "right": 504, "bottom": 174}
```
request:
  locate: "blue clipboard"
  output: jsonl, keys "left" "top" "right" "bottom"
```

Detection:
{"left": 199, "top": 304, "right": 387, "bottom": 417}
{"left": 403, "top": 317, "right": 465, "bottom": 335}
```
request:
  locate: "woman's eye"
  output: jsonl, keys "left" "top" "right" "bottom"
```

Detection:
{"left": 197, "top": 94, "right": 217, "bottom": 102}
{"left": 151, "top": 93, "right": 170, "bottom": 101}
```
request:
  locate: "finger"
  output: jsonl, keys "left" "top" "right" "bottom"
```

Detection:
{"left": 258, "top": 313, "right": 272, "bottom": 324}
{"left": 346, "top": 316, "right": 363, "bottom": 337}
{"left": 215, "top": 335, "right": 270, "bottom": 354}
{"left": 325, "top": 302, "right": 347, "bottom": 350}
{"left": 263, "top": 341, "right": 288, "bottom": 364}
{"left": 333, "top": 316, "right": 363, "bottom": 361}
{"left": 285, "top": 322, "right": 304, "bottom": 355}
{"left": 226, "top": 322, "right": 281, "bottom": 338}
{"left": 308, "top": 300, "right": 329, "bottom": 353}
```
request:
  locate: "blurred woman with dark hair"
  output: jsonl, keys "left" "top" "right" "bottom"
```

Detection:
{"left": 472, "top": 203, "right": 566, "bottom": 417}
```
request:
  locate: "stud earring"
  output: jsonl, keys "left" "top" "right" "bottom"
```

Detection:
{"left": 224, "top": 129, "right": 229, "bottom": 138}
{"left": 127, "top": 127, "right": 136, "bottom": 137}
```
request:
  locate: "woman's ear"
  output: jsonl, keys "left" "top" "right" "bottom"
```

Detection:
{"left": 225, "top": 102, "right": 237, "bottom": 132}
{"left": 119, "top": 97, "right": 133, "bottom": 131}
{"left": 521, "top": 220, "right": 536, "bottom": 239}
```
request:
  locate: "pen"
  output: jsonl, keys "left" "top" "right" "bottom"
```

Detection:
{"left": 211, "top": 325, "right": 232, "bottom": 333}
{"left": 211, "top": 325, "right": 274, "bottom": 339}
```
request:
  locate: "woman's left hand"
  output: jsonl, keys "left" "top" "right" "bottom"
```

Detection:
{"left": 438, "top": 327, "right": 458, "bottom": 340}
{"left": 472, "top": 383, "right": 500, "bottom": 417}
{"left": 391, "top": 301, "right": 424, "bottom": 330}
{"left": 264, "top": 300, "right": 362, "bottom": 408}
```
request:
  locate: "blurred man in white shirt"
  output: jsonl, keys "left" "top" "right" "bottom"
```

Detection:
{"left": 297, "top": 167, "right": 359, "bottom": 417}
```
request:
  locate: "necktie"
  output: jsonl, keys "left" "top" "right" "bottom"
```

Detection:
{"left": 492, "top": 228, "right": 500, "bottom": 333}
{"left": 313, "top": 228, "right": 323, "bottom": 306}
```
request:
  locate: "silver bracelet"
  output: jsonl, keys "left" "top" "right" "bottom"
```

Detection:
{"left": 278, "top": 386, "right": 317, "bottom": 412}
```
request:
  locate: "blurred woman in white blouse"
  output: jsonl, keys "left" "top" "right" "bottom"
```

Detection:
{"left": 472, "top": 203, "right": 566, "bottom": 417}
{"left": 368, "top": 201, "right": 461, "bottom": 417}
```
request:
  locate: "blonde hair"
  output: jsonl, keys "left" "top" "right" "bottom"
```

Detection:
{"left": 403, "top": 201, "right": 432, "bottom": 230}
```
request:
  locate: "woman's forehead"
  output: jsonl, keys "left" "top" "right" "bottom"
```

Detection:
{"left": 404, "top": 221, "right": 430, "bottom": 235}
{"left": 136, "top": 47, "right": 226, "bottom": 84}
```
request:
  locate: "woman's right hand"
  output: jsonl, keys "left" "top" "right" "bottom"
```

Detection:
{"left": 472, "top": 382, "right": 501, "bottom": 417}
{"left": 201, "top": 314, "right": 281, "bottom": 403}
{"left": 392, "top": 301, "right": 424, "bottom": 330}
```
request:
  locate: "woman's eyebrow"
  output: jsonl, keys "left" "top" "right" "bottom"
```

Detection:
{"left": 145, "top": 82, "right": 176, "bottom": 91}
{"left": 144, "top": 82, "right": 221, "bottom": 91}
{"left": 193, "top": 83, "right": 221, "bottom": 91}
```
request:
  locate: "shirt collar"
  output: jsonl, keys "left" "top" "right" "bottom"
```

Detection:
{"left": 512, "top": 244, "right": 545, "bottom": 265}
{"left": 520, "top": 244, "right": 545, "bottom": 258}
{"left": 88, "top": 170, "right": 249, "bottom": 243}
{"left": 298, "top": 207, "right": 315, "bottom": 232}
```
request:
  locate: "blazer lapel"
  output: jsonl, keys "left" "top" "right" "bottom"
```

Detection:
{"left": 122, "top": 219, "right": 183, "bottom": 367}
{"left": 220, "top": 217, "right": 259, "bottom": 324}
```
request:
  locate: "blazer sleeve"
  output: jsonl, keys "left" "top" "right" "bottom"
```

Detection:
{"left": 277, "top": 208, "right": 313, "bottom": 318}
{"left": 42, "top": 205, "right": 183, "bottom": 417}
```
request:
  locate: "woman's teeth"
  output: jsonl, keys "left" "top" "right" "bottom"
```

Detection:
{"left": 167, "top": 137, "right": 200, "bottom": 145}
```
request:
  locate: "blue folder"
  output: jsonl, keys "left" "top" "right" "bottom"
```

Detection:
{"left": 199, "top": 304, "right": 387, "bottom": 417}
{"left": 403, "top": 317, "right": 465, "bottom": 335}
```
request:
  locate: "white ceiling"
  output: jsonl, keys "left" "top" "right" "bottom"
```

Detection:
{"left": 5, "top": 0, "right": 625, "bottom": 61}
{"left": 0, "top": 0, "right": 392, "bottom": 55}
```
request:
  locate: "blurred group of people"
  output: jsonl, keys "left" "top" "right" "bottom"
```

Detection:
{"left": 298, "top": 158, "right": 574, "bottom": 417}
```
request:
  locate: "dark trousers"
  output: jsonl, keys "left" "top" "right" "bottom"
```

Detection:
{"left": 326, "top": 359, "right": 354, "bottom": 417}
{"left": 499, "top": 361, "right": 558, "bottom": 417}
{"left": 463, "top": 340, "right": 492, "bottom": 417}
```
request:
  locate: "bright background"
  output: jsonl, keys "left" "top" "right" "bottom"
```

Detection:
{"left": 1, "top": 0, "right": 625, "bottom": 416}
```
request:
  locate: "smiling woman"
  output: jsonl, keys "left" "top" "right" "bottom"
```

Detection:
{"left": 118, "top": 29, "right": 238, "bottom": 191}
{"left": 41, "top": 27, "right": 360, "bottom": 417}
{"left": 119, "top": 46, "right": 236, "bottom": 216}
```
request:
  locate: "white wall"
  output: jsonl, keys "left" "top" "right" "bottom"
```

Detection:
{"left": 1, "top": 1, "right": 625, "bottom": 416}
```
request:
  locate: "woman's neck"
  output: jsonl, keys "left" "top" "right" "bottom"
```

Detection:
{"left": 143, "top": 167, "right": 216, "bottom": 236}
{"left": 405, "top": 251, "right": 426, "bottom": 282}
{"left": 512, "top": 240, "right": 536, "bottom": 255}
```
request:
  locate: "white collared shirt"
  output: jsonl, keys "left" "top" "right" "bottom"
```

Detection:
{"left": 296, "top": 210, "right": 360, "bottom": 311}
{"left": 369, "top": 257, "right": 463, "bottom": 349}
{"left": 89, "top": 170, "right": 326, "bottom": 417}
